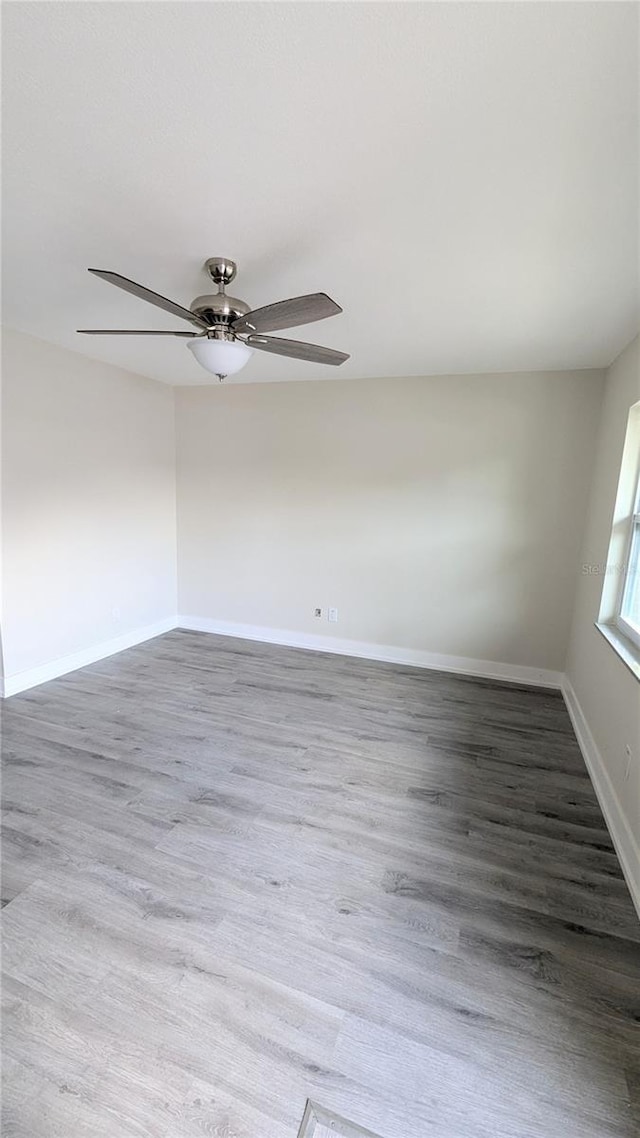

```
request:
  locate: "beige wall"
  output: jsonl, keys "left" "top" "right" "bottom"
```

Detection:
{"left": 1, "top": 329, "right": 177, "bottom": 682}
{"left": 566, "top": 336, "right": 640, "bottom": 857}
{"left": 176, "top": 369, "right": 604, "bottom": 672}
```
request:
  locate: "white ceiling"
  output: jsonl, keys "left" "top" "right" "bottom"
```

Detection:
{"left": 2, "top": 2, "right": 638, "bottom": 386}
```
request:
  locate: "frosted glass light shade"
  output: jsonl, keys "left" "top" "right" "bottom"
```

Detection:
{"left": 187, "top": 337, "right": 253, "bottom": 378}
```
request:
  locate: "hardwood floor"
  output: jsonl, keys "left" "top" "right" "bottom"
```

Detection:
{"left": 1, "top": 630, "right": 638, "bottom": 1137}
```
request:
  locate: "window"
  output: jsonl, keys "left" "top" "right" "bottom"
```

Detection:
{"left": 617, "top": 469, "right": 640, "bottom": 649}
{"left": 597, "top": 401, "right": 640, "bottom": 677}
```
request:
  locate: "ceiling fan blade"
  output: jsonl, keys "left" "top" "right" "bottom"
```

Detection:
{"left": 88, "top": 269, "right": 208, "bottom": 329}
{"left": 247, "top": 335, "right": 349, "bottom": 366}
{"left": 233, "top": 293, "right": 342, "bottom": 335}
{"left": 77, "top": 329, "right": 194, "bottom": 336}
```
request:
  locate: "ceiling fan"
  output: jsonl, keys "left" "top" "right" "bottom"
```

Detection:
{"left": 78, "top": 257, "right": 349, "bottom": 381}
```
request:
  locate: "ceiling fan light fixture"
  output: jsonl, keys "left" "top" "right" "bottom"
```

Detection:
{"left": 186, "top": 336, "right": 253, "bottom": 380}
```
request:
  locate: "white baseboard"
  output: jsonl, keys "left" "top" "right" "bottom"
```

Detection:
{"left": 562, "top": 677, "right": 640, "bottom": 922}
{"left": 1, "top": 614, "right": 561, "bottom": 697}
{"left": 2, "top": 617, "right": 177, "bottom": 698}
{"left": 177, "top": 615, "right": 563, "bottom": 689}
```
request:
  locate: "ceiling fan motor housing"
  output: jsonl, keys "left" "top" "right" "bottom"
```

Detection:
{"left": 189, "top": 292, "right": 251, "bottom": 332}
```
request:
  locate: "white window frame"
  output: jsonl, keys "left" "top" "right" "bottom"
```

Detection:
{"left": 596, "top": 401, "right": 640, "bottom": 680}
{"left": 616, "top": 467, "right": 640, "bottom": 651}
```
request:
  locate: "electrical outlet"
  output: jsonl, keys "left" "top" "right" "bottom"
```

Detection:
{"left": 328, "top": 607, "right": 338, "bottom": 623}
{"left": 314, "top": 607, "right": 322, "bottom": 618}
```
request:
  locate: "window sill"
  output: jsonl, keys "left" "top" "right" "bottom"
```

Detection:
{"left": 595, "top": 622, "right": 640, "bottom": 681}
